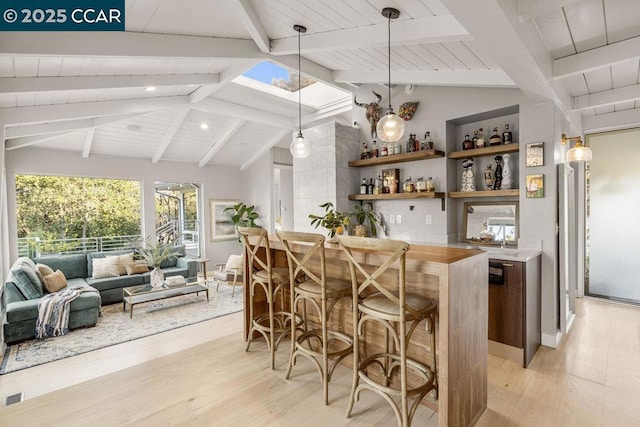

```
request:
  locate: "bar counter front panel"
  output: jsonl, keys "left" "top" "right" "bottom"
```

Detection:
{"left": 242, "top": 237, "right": 488, "bottom": 427}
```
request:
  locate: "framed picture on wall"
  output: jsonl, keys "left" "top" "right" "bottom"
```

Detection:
{"left": 210, "top": 199, "right": 238, "bottom": 241}
{"left": 525, "top": 174, "right": 544, "bottom": 198}
{"left": 525, "top": 142, "right": 545, "bottom": 167}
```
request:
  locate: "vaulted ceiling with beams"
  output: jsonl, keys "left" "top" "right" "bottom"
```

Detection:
{"left": 1, "top": 0, "right": 639, "bottom": 168}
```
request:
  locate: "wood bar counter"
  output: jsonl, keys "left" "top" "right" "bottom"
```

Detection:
{"left": 242, "top": 236, "right": 488, "bottom": 427}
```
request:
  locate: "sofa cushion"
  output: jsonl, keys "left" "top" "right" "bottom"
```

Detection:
{"left": 10, "top": 261, "right": 43, "bottom": 300}
{"left": 92, "top": 256, "right": 120, "bottom": 279}
{"left": 5, "top": 284, "right": 101, "bottom": 323}
{"left": 33, "top": 253, "right": 88, "bottom": 280}
{"left": 159, "top": 245, "right": 186, "bottom": 268}
{"left": 43, "top": 270, "right": 68, "bottom": 293}
{"left": 125, "top": 260, "right": 150, "bottom": 275}
{"left": 37, "top": 263, "right": 55, "bottom": 278}
{"left": 109, "top": 253, "right": 134, "bottom": 275}
{"left": 85, "top": 274, "right": 144, "bottom": 291}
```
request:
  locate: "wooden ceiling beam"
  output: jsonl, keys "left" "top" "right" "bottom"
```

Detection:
{"left": 152, "top": 107, "right": 191, "bottom": 164}
{"left": 198, "top": 119, "right": 245, "bottom": 167}
{"left": 0, "top": 74, "right": 219, "bottom": 95}
{"left": 333, "top": 69, "right": 515, "bottom": 87}
{"left": 5, "top": 114, "right": 140, "bottom": 139}
{"left": 582, "top": 108, "right": 640, "bottom": 132}
{"left": 233, "top": 0, "right": 271, "bottom": 53}
{"left": 554, "top": 36, "right": 640, "bottom": 80}
{"left": 572, "top": 84, "right": 640, "bottom": 111}
{"left": 516, "top": 0, "right": 583, "bottom": 21}
{"left": 270, "top": 15, "right": 471, "bottom": 55}
{"left": 241, "top": 129, "right": 289, "bottom": 171}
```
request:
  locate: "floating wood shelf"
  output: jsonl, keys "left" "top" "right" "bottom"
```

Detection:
{"left": 350, "top": 191, "right": 446, "bottom": 210}
{"left": 448, "top": 189, "right": 519, "bottom": 199}
{"left": 348, "top": 149, "right": 445, "bottom": 167}
{"left": 448, "top": 144, "right": 519, "bottom": 159}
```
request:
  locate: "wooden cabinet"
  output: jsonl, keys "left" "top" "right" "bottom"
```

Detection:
{"left": 488, "top": 256, "right": 541, "bottom": 367}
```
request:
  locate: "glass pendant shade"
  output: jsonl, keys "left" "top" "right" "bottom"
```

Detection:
{"left": 377, "top": 108, "right": 405, "bottom": 142}
{"left": 290, "top": 132, "right": 311, "bottom": 158}
{"left": 566, "top": 144, "right": 592, "bottom": 162}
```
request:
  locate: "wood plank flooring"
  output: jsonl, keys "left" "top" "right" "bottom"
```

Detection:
{"left": 1, "top": 297, "right": 639, "bottom": 426}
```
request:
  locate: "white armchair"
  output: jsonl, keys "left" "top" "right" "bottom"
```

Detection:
{"left": 213, "top": 254, "right": 243, "bottom": 297}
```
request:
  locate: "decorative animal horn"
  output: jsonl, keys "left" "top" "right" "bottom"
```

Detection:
{"left": 353, "top": 96, "right": 367, "bottom": 109}
{"left": 373, "top": 91, "right": 382, "bottom": 104}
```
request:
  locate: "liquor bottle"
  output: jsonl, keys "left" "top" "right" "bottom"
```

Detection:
{"left": 380, "top": 142, "right": 388, "bottom": 156}
{"left": 406, "top": 134, "right": 415, "bottom": 153}
{"left": 472, "top": 130, "right": 478, "bottom": 148}
{"left": 462, "top": 134, "right": 473, "bottom": 150}
{"left": 394, "top": 140, "right": 402, "bottom": 155}
{"left": 489, "top": 127, "right": 502, "bottom": 146}
{"left": 374, "top": 174, "right": 382, "bottom": 194}
{"left": 360, "top": 142, "right": 368, "bottom": 160}
{"left": 476, "top": 128, "right": 486, "bottom": 148}
{"left": 414, "top": 134, "right": 421, "bottom": 152}
{"left": 503, "top": 124, "right": 513, "bottom": 144}
{"left": 360, "top": 178, "right": 367, "bottom": 195}
{"left": 367, "top": 178, "right": 374, "bottom": 194}
{"left": 423, "top": 131, "right": 433, "bottom": 150}
{"left": 426, "top": 176, "right": 435, "bottom": 192}
{"left": 371, "top": 140, "right": 379, "bottom": 157}
{"left": 415, "top": 177, "right": 426, "bottom": 192}
{"left": 403, "top": 177, "right": 414, "bottom": 193}
{"left": 382, "top": 176, "right": 389, "bottom": 193}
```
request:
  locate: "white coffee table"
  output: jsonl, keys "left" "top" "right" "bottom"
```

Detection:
{"left": 122, "top": 277, "right": 208, "bottom": 319}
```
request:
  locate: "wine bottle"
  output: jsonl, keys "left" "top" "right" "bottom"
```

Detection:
{"left": 503, "top": 124, "right": 513, "bottom": 144}
{"left": 360, "top": 178, "right": 367, "bottom": 195}
{"left": 367, "top": 178, "right": 374, "bottom": 194}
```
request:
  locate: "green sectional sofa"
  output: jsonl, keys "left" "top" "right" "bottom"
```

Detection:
{"left": 2, "top": 247, "right": 198, "bottom": 344}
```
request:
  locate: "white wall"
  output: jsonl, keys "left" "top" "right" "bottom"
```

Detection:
{"left": 5, "top": 147, "right": 242, "bottom": 265}
{"left": 241, "top": 147, "right": 273, "bottom": 233}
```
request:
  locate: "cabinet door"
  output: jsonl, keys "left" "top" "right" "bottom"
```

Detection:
{"left": 488, "top": 261, "right": 524, "bottom": 347}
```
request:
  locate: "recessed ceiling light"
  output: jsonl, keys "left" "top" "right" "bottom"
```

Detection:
{"left": 126, "top": 124, "right": 141, "bottom": 132}
{"left": 200, "top": 123, "right": 209, "bottom": 130}
{"left": 145, "top": 86, "right": 156, "bottom": 92}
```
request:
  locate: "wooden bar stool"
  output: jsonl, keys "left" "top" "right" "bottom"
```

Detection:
{"left": 277, "top": 231, "right": 353, "bottom": 405}
{"left": 239, "top": 227, "right": 299, "bottom": 370}
{"left": 338, "top": 236, "right": 437, "bottom": 427}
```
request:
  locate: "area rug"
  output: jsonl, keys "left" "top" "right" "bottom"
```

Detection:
{"left": 0, "top": 284, "right": 243, "bottom": 374}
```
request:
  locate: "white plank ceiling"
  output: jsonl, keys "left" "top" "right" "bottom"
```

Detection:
{"left": 3, "top": 0, "right": 640, "bottom": 166}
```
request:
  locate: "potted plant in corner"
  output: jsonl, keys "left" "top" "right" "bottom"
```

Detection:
{"left": 308, "top": 202, "right": 350, "bottom": 242}
{"left": 137, "top": 240, "right": 179, "bottom": 288}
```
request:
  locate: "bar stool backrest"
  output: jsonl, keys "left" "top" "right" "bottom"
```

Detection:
{"left": 276, "top": 231, "right": 326, "bottom": 289}
{"left": 338, "top": 236, "right": 422, "bottom": 320}
{"left": 238, "top": 227, "right": 271, "bottom": 275}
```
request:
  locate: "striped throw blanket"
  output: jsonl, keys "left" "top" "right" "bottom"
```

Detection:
{"left": 35, "top": 286, "right": 97, "bottom": 339}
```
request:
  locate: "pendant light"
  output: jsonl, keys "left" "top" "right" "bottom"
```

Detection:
{"left": 290, "top": 24, "right": 311, "bottom": 159}
{"left": 562, "top": 133, "right": 592, "bottom": 162}
{"left": 376, "top": 7, "right": 405, "bottom": 143}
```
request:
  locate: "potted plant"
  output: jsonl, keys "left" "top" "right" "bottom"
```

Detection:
{"left": 350, "top": 202, "right": 383, "bottom": 238}
{"left": 136, "top": 239, "right": 178, "bottom": 287}
{"left": 308, "top": 202, "right": 350, "bottom": 239}
{"left": 224, "top": 203, "right": 260, "bottom": 228}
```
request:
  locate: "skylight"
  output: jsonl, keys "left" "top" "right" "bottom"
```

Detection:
{"left": 232, "top": 61, "right": 350, "bottom": 110}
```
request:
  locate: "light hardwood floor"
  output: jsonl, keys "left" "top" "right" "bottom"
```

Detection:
{"left": 1, "top": 297, "right": 639, "bottom": 426}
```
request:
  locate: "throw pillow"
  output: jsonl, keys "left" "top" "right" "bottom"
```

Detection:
{"left": 10, "top": 264, "right": 43, "bottom": 299}
{"left": 125, "top": 261, "right": 150, "bottom": 275}
{"left": 109, "top": 253, "right": 134, "bottom": 276}
{"left": 92, "top": 256, "right": 120, "bottom": 279}
{"left": 43, "top": 270, "right": 68, "bottom": 293}
{"left": 37, "top": 263, "right": 55, "bottom": 278}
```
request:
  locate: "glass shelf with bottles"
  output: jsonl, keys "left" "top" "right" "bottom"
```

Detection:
{"left": 349, "top": 132, "right": 444, "bottom": 167}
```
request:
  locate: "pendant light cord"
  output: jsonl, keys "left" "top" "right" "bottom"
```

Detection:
{"left": 298, "top": 30, "right": 302, "bottom": 134}
{"left": 387, "top": 14, "right": 391, "bottom": 110}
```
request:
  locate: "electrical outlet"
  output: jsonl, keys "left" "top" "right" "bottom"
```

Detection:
{"left": 396, "top": 214, "right": 402, "bottom": 224}
{"left": 389, "top": 214, "right": 395, "bottom": 224}
{"left": 426, "top": 215, "right": 432, "bottom": 225}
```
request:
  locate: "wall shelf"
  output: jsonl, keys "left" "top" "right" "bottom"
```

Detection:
{"left": 348, "top": 149, "right": 445, "bottom": 167}
{"left": 448, "top": 189, "right": 519, "bottom": 199}
{"left": 448, "top": 144, "right": 519, "bottom": 159}
{"left": 350, "top": 191, "right": 446, "bottom": 210}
